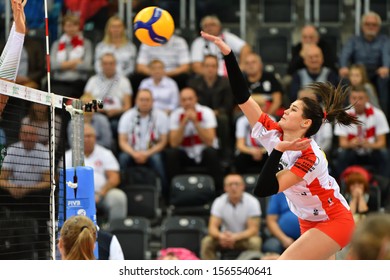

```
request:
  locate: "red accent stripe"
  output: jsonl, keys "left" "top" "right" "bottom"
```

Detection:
{"left": 366, "top": 127, "right": 375, "bottom": 138}
{"left": 45, "top": 18, "right": 49, "bottom": 37}
{"left": 181, "top": 135, "right": 202, "bottom": 146}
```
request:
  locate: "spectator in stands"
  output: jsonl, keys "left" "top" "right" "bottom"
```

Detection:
{"left": 49, "top": 14, "right": 93, "bottom": 99}
{"left": 242, "top": 52, "right": 284, "bottom": 118}
{"left": 138, "top": 59, "right": 180, "bottom": 115}
{"left": 339, "top": 11, "right": 390, "bottom": 116}
{"left": 347, "top": 64, "right": 380, "bottom": 109}
{"left": 262, "top": 192, "right": 300, "bottom": 256}
{"left": 117, "top": 89, "right": 169, "bottom": 196}
{"left": 334, "top": 85, "right": 390, "bottom": 178}
{"left": 200, "top": 173, "right": 262, "bottom": 260}
{"left": 58, "top": 215, "right": 97, "bottom": 260}
{"left": 234, "top": 96, "right": 269, "bottom": 174}
{"left": 84, "top": 52, "right": 132, "bottom": 138}
{"left": 165, "top": 87, "right": 224, "bottom": 192}
{"left": 94, "top": 15, "right": 137, "bottom": 78}
{"left": 22, "top": 102, "right": 62, "bottom": 149}
{"left": 289, "top": 44, "right": 339, "bottom": 102}
{"left": 67, "top": 93, "right": 112, "bottom": 149}
{"left": 135, "top": 34, "right": 190, "bottom": 90}
{"left": 64, "top": 0, "right": 109, "bottom": 31}
{"left": 297, "top": 88, "right": 333, "bottom": 156}
{"left": 343, "top": 170, "right": 379, "bottom": 222}
{"left": 0, "top": 124, "right": 50, "bottom": 198}
{"left": 191, "top": 15, "right": 251, "bottom": 77}
{"left": 287, "top": 24, "right": 337, "bottom": 76}
{"left": 187, "top": 54, "right": 234, "bottom": 161}
{"left": 65, "top": 124, "right": 127, "bottom": 223}
{"left": 347, "top": 213, "right": 390, "bottom": 260}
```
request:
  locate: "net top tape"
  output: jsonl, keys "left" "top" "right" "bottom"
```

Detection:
{"left": 0, "top": 78, "right": 71, "bottom": 108}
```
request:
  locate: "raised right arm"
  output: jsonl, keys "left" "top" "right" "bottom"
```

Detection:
{"left": 201, "top": 31, "right": 262, "bottom": 127}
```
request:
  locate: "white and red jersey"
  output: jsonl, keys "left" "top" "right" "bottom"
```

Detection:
{"left": 252, "top": 113, "right": 350, "bottom": 222}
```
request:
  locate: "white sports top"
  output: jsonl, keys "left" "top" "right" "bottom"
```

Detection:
{"left": 252, "top": 113, "right": 350, "bottom": 221}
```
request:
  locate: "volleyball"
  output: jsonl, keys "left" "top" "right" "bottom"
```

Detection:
{"left": 133, "top": 6, "right": 175, "bottom": 47}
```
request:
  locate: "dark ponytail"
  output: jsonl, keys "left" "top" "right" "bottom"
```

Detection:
{"left": 300, "top": 82, "right": 362, "bottom": 137}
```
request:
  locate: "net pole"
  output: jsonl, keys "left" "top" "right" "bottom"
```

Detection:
{"left": 43, "top": 0, "right": 56, "bottom": 260}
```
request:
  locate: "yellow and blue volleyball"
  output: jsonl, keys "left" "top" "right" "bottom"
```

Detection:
{"left": 133, "top": 6, "right": 175, "bottom": 47}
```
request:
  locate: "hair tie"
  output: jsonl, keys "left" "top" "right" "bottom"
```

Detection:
{"left": 323, "top": 110, "right": 327, "bottom": 120}
{"left": 80, "top": 226, "right": 88, "bottom": 232}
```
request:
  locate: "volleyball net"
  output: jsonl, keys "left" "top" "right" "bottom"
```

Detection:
{"left": 0, "top": 78, "right": 67, "bottom": 260}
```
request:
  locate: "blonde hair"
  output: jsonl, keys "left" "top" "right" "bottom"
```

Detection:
{"left": 349, "top": 64, "right": 370, "bottom": 84}
{"left": 103, "top": 15, "right": 128, "bottom": 46}
{"left": 349, "top": 214, "right": 390, "bottom": 260}
{"left": 59, "top": 215, "right": 97, "bottom": 260}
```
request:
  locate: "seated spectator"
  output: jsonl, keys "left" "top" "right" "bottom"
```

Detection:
{"left": 297, "top": 88, "right": 333, "bottom": 156}
{"left": 233, "top": 96, "right": 269, "bottom": 174}
{"left": 65, "top": 124, "right": 127, "bottom": 223}
{"left": 287, "top": 24, "right": 337, "bottom": 76}
{"left": 343, "top": 170, "right": 376, "bottom": 222}
{"left": 289, "top": 45, "right": 339, "bottom": 102}
{"left": 0, "top": 124, "right": 51, "bottom": 257}
{"left": 49, "top": 14, "right": 93, "bottom": 99}
{"left": 138, "top": 59, "right": 180, "bottom": 115}
{"left": 94, "top": 15, "right": 137, "bottom": 78}
{"left": 84, "top": 52, "right": 132, "bottom": 138}
{"left": 243, "top": 52, "right": 284, "bottom": 118}
{"left": 22, "top": 102, "right": 62, "bottom": 149}
{"left": 200, "top": 173, "right": 262, "bottom": 260}
{"left": 262, "top": 192, "right": 300, "bottom": 255}
{"left": 0, "top": 124, "right": 50, "bottom": 199}
{"left": 334, "top": 85, "right": 390, "bottom": 178}
{"left": 64, "top": 0, "right": 109, "bottom": 32}
{"left": 117, "top": 89, "right": 169, "bottom": 196}
{"left": 191, "top": 15, "right": 251, "bottom": 76}
{"left": 67, "top": 93, "right": 112, "bottom": 149}
{"left": 135, "top": 34, "right": 190, "bottom": 90}
{"left": 347, "top": 64, "right": 380, "bottom": 109}
{"left": 58, "top": 215, "right": 97, "bottom": 260}
{"left": 339, "top": 11, "right": 390, "bottom": 117}
{"left": 165, "top": 87, "right": 224, "bottom": 192}
{"left": 187, "top": 54, "right": 234, "bottom": 161}
{"left": 347, "top": 213, "right": 390, "bottom": 260}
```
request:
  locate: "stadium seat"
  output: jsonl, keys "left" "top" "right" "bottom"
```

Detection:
{"left": 368, "top": 0, "right": 390, "bottom": 25}
{"left": 121, "top": 184, "right": 162, "bottom": 223}
{"left": 317, "top": 26, "right": 342, "bottom": 63}
{"left": 259, "top": 0, "right": 297, "bottom": 26}
{"left": 255, "top": 27, "right": 292, "bottom": 77}
{"left": 314, "top": 0, "right": 344, "bottom": 26}
{"left": 122, "top": 166, "right": 162, "bottom": 192}
{"left": 106, "top": 217, "right": 151, "bottom": 260}
{"left": 161, "top": 216, "right": 207, "bottom": 257}
{"left": 167, "top": 174, "right": 216, "bottom": 218}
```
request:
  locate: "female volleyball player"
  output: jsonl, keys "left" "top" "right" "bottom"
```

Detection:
{"left": 0, "top": 0, "right": 27, "bottom": 115}
{"left": 201, "top": 31, "right": 360, "bottom": 260}
{"left": 58, "top": 215, "right": 97, "bottom": 260}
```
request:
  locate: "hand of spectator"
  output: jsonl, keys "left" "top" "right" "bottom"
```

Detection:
{"left": 251, "top": 147, "right": 264, "bottom": 161}
{"left": 351, "top": 186, "right": 364, "bottom": 198}
{"left": 339, "top": 67, "right": 349, "bottom": 78}
{"left": 281, "top": 236, "right": 295, "bottom": 249}
{"left": 8, "top": 187, "right": 29, "bottom": 199}
{"left": 12, "top": 0, "right": 26, "bottom": 34}
{"left": 201, "top": 31, "right": 231, "bottom": 56}
{"left": 377, "top": 67, "right": 389, "bottom": 78}
{"left": 133, "top": 151, "right": 148, "bottom": 164}
{"left": 15, "top": 75, "right": 30, "bottom": 84}
{"left": 185, "top": 109, "right": 198, "bottom": 123}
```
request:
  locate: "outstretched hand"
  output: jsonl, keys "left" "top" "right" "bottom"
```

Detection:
{"left": 200, "top": 31, "right": 231, "bottom": 56}
{"left": 12, "top": 0, "right": 26, "bottom": 34}
{"left": 275, "top": 138, "right": 311, "bottom": 153}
